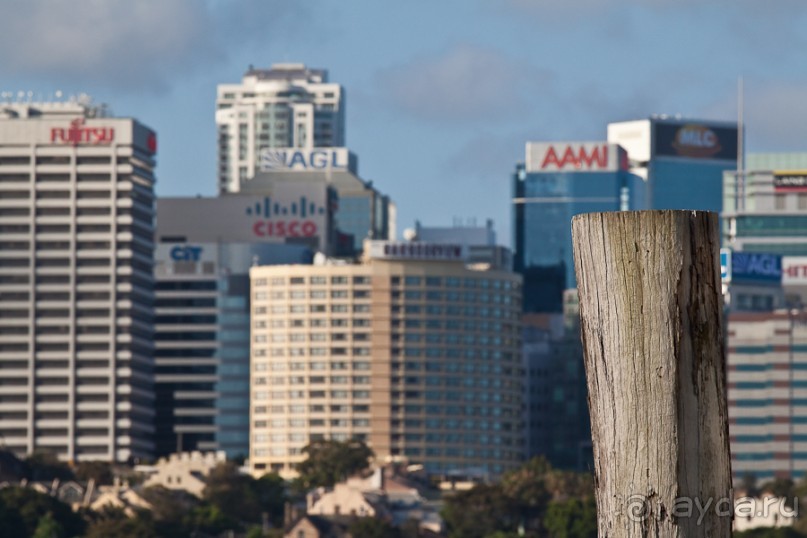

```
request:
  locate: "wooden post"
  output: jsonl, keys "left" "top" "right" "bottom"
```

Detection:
{"left": 572, "top": 210, "right": 731, "bottom": 538}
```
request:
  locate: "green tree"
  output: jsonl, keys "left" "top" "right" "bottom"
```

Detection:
{"left": 295, "top": 440, "right": 374, "bottom": 489}
{"left": 252, "top": 472, "right": 287, "bottom": 527}
{"left": 0, "top": 487, "right": 84, "bottom": 538}
{"left": 84, "top": 507, "right": 159, "bottom": 538}
{"left": 25, "top": 452, "right": 74, "bottom": 482}
{"left": 347, "top": 517, "right": 402, "bottom": 538}
{"left": 138, "top": 486, "right": 195, "bottom": 537}
{"left": 74, "top": 461, "right": 114, "bottom": 486}
{"left": 442, "top": 484, "right": 520, "bottom": 538}
{"left": 32, "top": 512, "right": 63, "bottom": 538}
{"left": 0, "top": 499, "right": 26, "bottom": 538}
{"left": 544, "top": 497, "right": 597, "bottom": 538}
{"left": 203, "top": 462, "right": 261, "bottom": 525}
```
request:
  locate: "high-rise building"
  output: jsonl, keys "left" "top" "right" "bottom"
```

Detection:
{"left": 216, "top": 64, "right": 345, "bottom": 194}
{"left": 608, "top": 116, "right": 738, "bottom": 212}
{"left": 249, "top": 241, "right": 523, "bottom": 478}
{"left": 216, "top": 63, "right": 394, "bottom": 255}
{"left": 153, "top": 185, "right": 333, "bottom": 459}
{"left": 512, "top": 141, "right": 643, "bottom": 312}
{"left": 723, "top": 153, "right": 807, "bottom": 257}
{"left": 240, "top": 164, "right": 394, "bottom": 256}
{"left": 153, "top": 241, "right": 313, "bottom": 459}
{"left": 727, "top": 309, "right": 807, "bottom": 483}
{"left": 409, "top": 219, "right": 510, "bottom": 269}
{"left": 521, "top": 292, "right": 592, "bottom": 472}
{"left": 0, "top": 100, "right": 157, "bottom": 462}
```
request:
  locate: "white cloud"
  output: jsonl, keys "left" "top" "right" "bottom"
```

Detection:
{"left": 0, "top": 0, "right": 311, "bottom": 91}
{"left": 375, "top": 43, "right": 552, "bottom": 123}
{"left": 700, "top": 80, "right": 807, "bottom": 152}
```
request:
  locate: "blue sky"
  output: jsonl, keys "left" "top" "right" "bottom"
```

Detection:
{"left": 2, "top": 0, "right": 806, "bottom": 244}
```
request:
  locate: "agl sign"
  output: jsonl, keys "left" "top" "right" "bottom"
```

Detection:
{"left": 259, "top": 148, "right": 350, "bottom": 172}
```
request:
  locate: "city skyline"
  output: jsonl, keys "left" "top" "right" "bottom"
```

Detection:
{"left": 2, "top": 0, "right": 805, "bottom": 244}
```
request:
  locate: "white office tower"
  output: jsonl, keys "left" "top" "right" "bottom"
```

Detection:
{"left": 0, "top": 99, "right": 157, "bottom": 462}
{"left": 216, "top": 64, "right": 346, "bottom": 193}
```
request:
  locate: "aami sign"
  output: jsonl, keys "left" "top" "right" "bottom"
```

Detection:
{"left": 526, "top": 142, "right": 621, "bottom": 173}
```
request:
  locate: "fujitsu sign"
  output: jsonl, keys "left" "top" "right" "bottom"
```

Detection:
{"left": 526, "top": 142, "right": 620, "bottom": 173}
{"left": 51, "top": 118, "right": 114, "bottom": 145}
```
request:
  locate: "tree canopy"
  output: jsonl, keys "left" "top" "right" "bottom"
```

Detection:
{"left": 295, "top": 439, "right": 374, "bottom": 489}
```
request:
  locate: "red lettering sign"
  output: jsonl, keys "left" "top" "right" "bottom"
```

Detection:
{"left": 51, "top": 118, "right": 114, "bottom": 146}
{"left": 252, "top": 220, "right": 317, "bottom": 238}
{"left": 541, "top": 144, "right": 609, "bottom": 170}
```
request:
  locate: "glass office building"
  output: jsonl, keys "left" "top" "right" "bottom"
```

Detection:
{"left": 608, "top": 117, "right": 739, "bottom": 212}
{"left": 512, "top": 142, "right": 644, "bottom": 312}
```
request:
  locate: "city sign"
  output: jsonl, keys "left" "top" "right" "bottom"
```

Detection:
{"left": 259, "top": 148, "right": 350, "bottom": 172}
{"left": 170, "top": 245, "right": 203, "bottom": 262}
{"left": 783, "top": 257, "right": 807, "bottom": 285}
{"left": 525, "top": 142, "right": 621, "bottom": 172}
{"left": 368, "top": 241, "right": 464, "bottom": 261}
{"left": 51, "top": 118, "right": 115, "bottom": 145}
{"left": 773, "top": 171, "right": 807, "bottom": 192}
{"left": 729, "top": 251, "right": 782, "bottom": 284}
{"left": 653, "top": 122, "right": 738, "bottom": 161}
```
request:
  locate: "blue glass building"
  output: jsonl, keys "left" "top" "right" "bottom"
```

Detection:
{"left": 512, "top": 142, "right": 645, "bottom": 312}
{"left": 608, "top": 117, "right": 739, "bottom": 213}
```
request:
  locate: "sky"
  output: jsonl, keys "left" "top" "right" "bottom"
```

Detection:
{"left": 2, "top": 0, "right": 807, "bottom": 244}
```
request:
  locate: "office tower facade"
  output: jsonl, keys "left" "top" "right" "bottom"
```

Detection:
{"left": 216, "top": 63, "right": 394, "bottom": 254}
{"left": 154, "top": 241, "right": 313, "bottom": 459}
{"left": 154, "top": 188, "right": 326, "bottom": 458}
{"left": 0, "top": 100, "right": 157, "bottom": 462}
{"left": 249, "top": 241, "right": 522, "bottom": 478}
{"left": 241, "top": 166, "right": 394, "bottom": 256}
{"left": 723, "top": 152, "right": 807, "bottom": 257}
{"left": 216, "top": 64, "right": 346, "bottom": 194}
{"left": 608, "top": 116, "right": 738, "bottom": 212}
{"left": 522, "top": 292, "right": 592, "bottom": 471}
{"left": 512, "top": 141, "right": 643, "bottom": 312}
{"left": 411, "top": 219, "right": 509, "bottom": 268}
{"left": 727, "top": 310, "right": 807, "bottom": 482}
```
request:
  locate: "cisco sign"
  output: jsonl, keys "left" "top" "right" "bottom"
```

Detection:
{"left": 259, "top": 148, "right": 352, "bottom": 172}
{"left": 729, "top": 252, "right": 782, "bottom": 284}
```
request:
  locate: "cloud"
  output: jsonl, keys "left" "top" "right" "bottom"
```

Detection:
{"left": 375, "top": 43, "right": 552, "bottom": 123}
{"left": 700, "top": 80, "right": 807, "bottom": 152}
{"left": 0, "top": 0, "right": 312, "bottom": 92}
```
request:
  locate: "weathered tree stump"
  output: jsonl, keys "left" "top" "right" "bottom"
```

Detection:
{"left": 572, "top": 210, "right": 731, "bottom": 538}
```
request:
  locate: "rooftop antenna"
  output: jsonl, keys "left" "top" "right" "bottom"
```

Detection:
{"left": 737, "top": 76, "right": 745, "bottom": 212}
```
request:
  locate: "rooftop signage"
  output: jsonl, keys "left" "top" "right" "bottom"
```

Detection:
{"left": 259, "top": 147, "right": 352, "bottom": 172}
{"left": 51, "top": 118, "right": 114, "bottom": 145}
{"left": 368, "top": 241, "right": 465, "bottom": 261}
{"left": 773, "top": 171, "right": 807, "bottom": 192}
{"left": 653, "top": 122, "right": 738, "bottom": 161}
{"left": 525, "top": 143, "right": 624, "bottom": 173}
{"left": 722, "top": 249, "right": 782, "bottom": 285}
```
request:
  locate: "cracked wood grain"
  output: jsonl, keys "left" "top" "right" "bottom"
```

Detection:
{"left": 572, "top": 210, "right": 731, "bottom": 538}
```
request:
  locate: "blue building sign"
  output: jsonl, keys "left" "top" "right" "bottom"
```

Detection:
{"left": 728, "top": 251, "right": 782, "bottom": 285}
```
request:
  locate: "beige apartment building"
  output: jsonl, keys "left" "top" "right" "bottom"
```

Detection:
{"left": 249, "top": 242, "right": 523, "bottom": 478}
